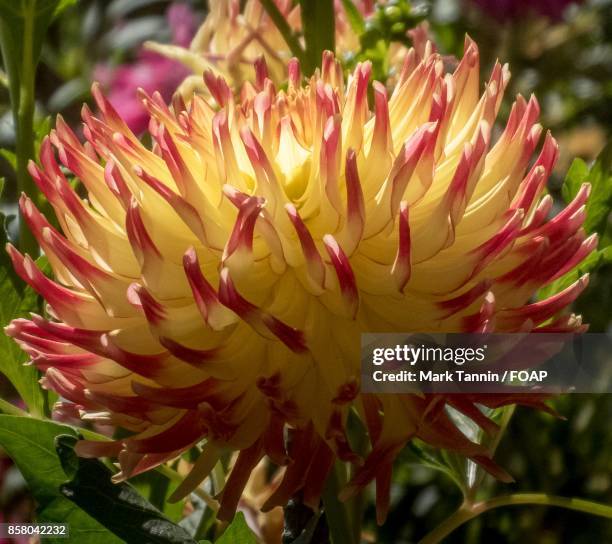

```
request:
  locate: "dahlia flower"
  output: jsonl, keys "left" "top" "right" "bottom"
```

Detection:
{"left": 7, "top": 38, "right": 594, "bottom": 524}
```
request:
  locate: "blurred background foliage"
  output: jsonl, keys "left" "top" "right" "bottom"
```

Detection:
{"left": 0, "top": 1, "right": 610, "bottom": 543}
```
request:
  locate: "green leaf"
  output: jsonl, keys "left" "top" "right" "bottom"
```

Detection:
{"left": 34, "top": 115, "right": 52, "bottom": 156}
{"left": 57, "top": 435, "right": 199, "bottom": 544}
{"left": 340, "top": 0, "right": 365, "bottom": 35}
{"left": 291, "top": 510, "right": 323, "bottom": 544}
{"left": 53, "top": 0, "right": 77, "bottom": 17}
{"left": 0, "top": 0, "right": 62, "bottom": 120}
{"left": 0, "top": 171, "right": 53, "bottom": 415}
{"left": 322, "top": 462, "right": 355, "bottom": 544}
{"left": 0, "top": 244, "right": 49, "bottom": 416}
{"left": 538, "top": 246, "right": 612, "bottom": 300}
{"left": 0, "top": 0, "right": 61, "bottom": 255}
{"left": 561, "top": 142, "right": 612, "bottom": 235}
{"left": 398, "top": 440, "right": 470, "bottom": 496}
{"left": 216, "top": 512, "right": 257, "bottom": 544}
{"left": 540, "top": 142, "right": 612, "bottom": 300}
{"left": 0, "top": 415, "right": 122, "bottom": 543}
{"left": 131, "top": 470, "right": 185, "bottom": 523}
{"left": 0, "top": 148, "right": 16, "bottom": 171}
{"left": 0, "top": 417, "right": 76, "bottom": 500}
{"left": 560, "top": 158, "right": 589, "bottom": 204}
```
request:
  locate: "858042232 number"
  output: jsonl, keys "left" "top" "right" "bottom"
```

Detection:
{"left": 0, "top": 523, "right": 69, "bottom": 538}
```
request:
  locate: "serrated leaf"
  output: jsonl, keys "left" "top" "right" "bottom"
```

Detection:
{"left": 0, "top": 415, "right": 122, "bottom": 544}
{"left": 540, "top": 142, "right": 612, "bottom": 299}
{"left": 216, "top": 512, "right": 257, "bottom": 544}
{"left": 538, "top": 246, "right": 611, "bottom": 300}
{"left": 561, "top": 157, "right": 589, "bottom": 204}
{"left": 399, "top": 441, "right": 468, "bottom": 494}
{"left": 57, "top": 436, "right": 198, "bottom": 544}
{"left": 562, "top": 142, "right": 612, "bottom": 235}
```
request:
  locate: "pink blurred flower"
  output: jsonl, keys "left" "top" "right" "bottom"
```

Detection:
{"left": 0, "top": 456, "right": 34, "bottom": 544}
{"left": 471, "top": 0, "right": 581, "bottom": 21}
{"left": 94, "top": 3, "right": 198, "bottom": 134}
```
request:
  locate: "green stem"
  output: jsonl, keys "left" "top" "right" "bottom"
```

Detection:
{"left": 15, "top": 0, "right": 39, "bottom": 256}
{"left": 347, "top": 410, "right": 368, "bottom": 543}
{"left": 419, "top": 494, "right": 612, "bottom": 544}
{"left": 467, "top": 405, "right": 515, "bottom": 501}
{"left": 419, "top": 502, "right": 474, "bottom": 544}
{"left": 348, "top": 476, "right": 364, "bottom": 544}
{"left": 260, "top": 0, "right": 305, "bottom": 65}
{"left": 299, "top": 0, "right": 335, "bottom": 74}
{"left": 194, "top": 503, "right": 216, "bottom": 541}
{"left": 211, "top": 457, "right": 226, "bottom": 495}
{"left": 145, "top": 461, "right": 219, "bottom": 511}
{"left": 322, "top": 462, "right": 355, "bottom": 544}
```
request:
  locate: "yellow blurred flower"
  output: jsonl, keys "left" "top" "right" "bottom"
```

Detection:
{"left": 145, "top": 0, "right": 378, "bottom": 98}
{"left": 7, "top": 38, "right": 593, "bottom": 524}
{"left": 239, "top": 459, "right": 284, "bottom": 543}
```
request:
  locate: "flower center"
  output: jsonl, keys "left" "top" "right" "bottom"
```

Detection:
{"left": 275, "top": 117, "right": 312, "bottom": 200}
